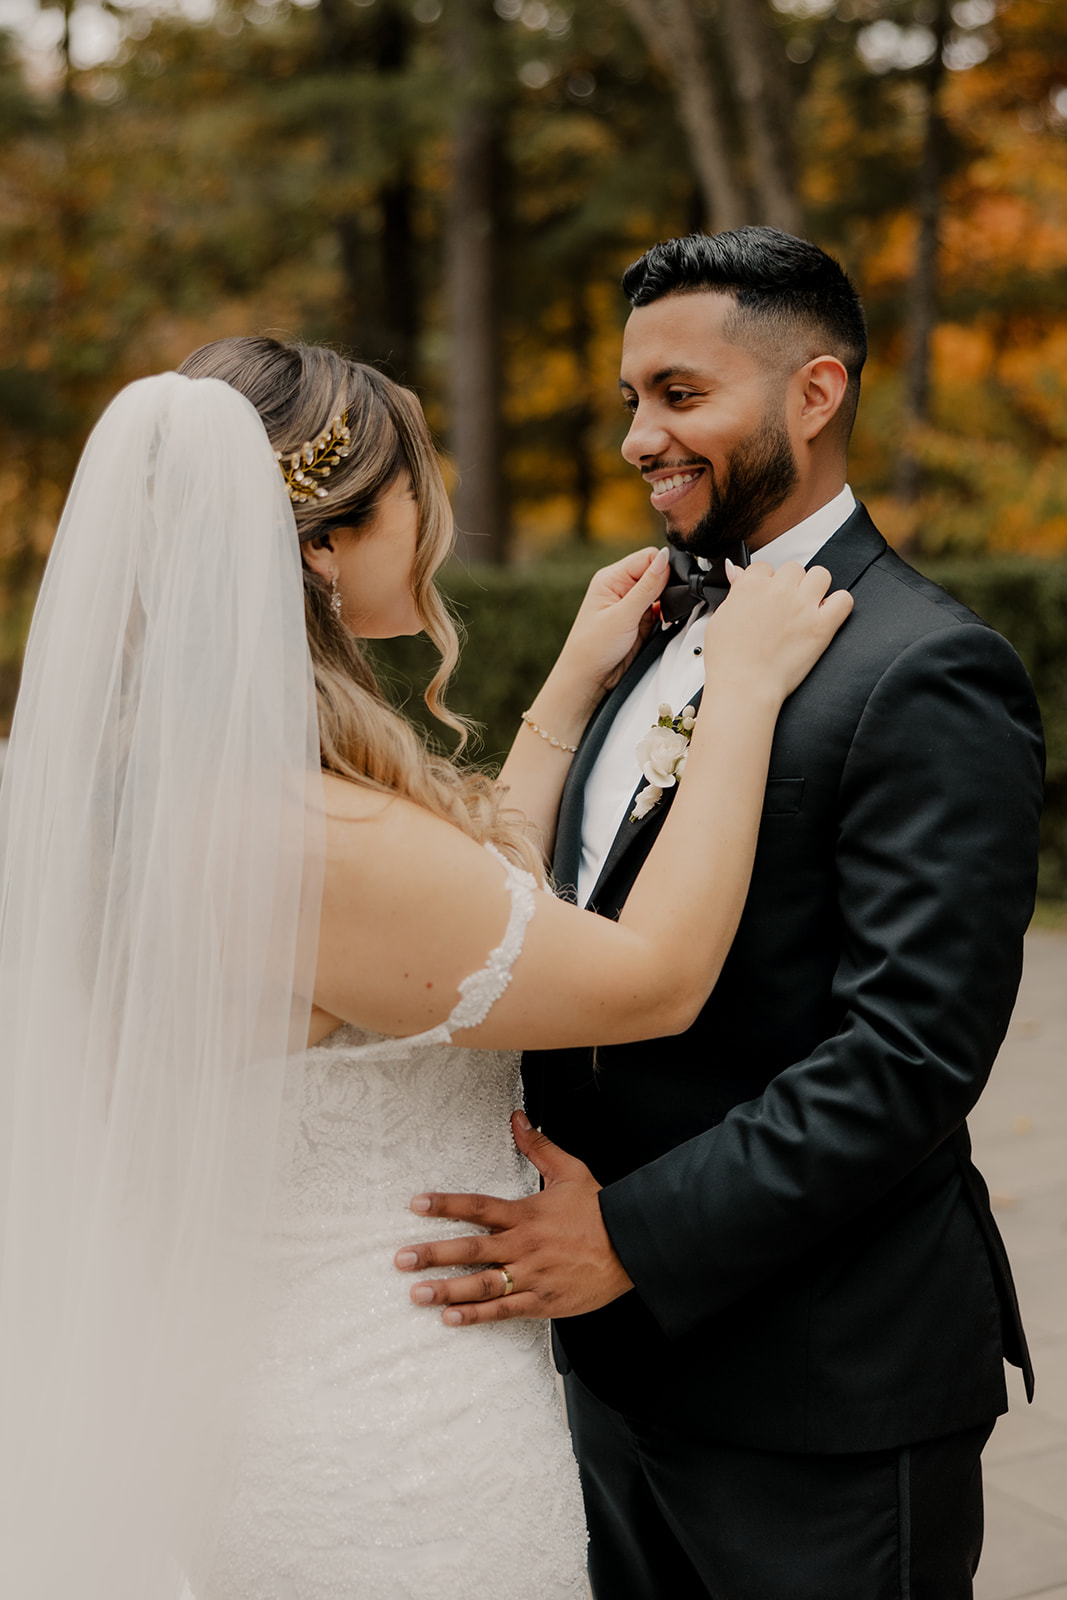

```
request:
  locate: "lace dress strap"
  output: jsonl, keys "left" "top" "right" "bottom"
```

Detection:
{"left": 340, "top": 844, "right": 539, "bottom": 1063}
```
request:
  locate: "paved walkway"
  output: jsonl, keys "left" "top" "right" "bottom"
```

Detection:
{"left": 972, "top": 927, "right": 1067, "bottom": 1600}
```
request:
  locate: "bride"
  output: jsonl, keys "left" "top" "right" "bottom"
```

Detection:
{"left": 0, "top": 337, "right": 850, "bottom": 1599}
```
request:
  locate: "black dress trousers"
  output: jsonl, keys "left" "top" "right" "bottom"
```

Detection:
{"left": 565, "top": 1370, "right": 994, "bottom": 1600}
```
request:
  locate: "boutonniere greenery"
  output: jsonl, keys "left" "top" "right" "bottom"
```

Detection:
{"left": 630, "top": 702, "right": 696, "bottom": 821}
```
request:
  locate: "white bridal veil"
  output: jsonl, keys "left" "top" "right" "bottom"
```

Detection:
{"left": 0, "top": 373, "right": 324, "bottom": 1597}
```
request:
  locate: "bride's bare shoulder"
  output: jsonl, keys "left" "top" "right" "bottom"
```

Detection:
{"left": 319, "top": 771, "right": 474, "bottom": 872}
{"left": 321, "top": 769, "right": 394, "bottom": 824}
{"left": 312, "top": 770, "right": 516, "bottom": 1039}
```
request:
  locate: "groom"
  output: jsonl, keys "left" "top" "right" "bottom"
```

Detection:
{"left": 403, "top": 228, "right": 1045, "bottom": 1597}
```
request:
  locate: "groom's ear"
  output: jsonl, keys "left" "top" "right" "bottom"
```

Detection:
{"left": 793, "top": 356, "right": 850, "bottom": 447}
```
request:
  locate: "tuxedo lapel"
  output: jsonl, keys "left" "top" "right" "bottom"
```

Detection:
{"left": 585, "top": 682, "right": 705, "bottom": 912}
{"left": 813, "top": 502, "right": 885, "bottom": 592}
{"left": 552, "top": 621, "right": 679, "bottom": 900}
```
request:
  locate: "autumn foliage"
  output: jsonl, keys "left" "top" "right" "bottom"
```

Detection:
{"left": 1, "top": 0, "right": 1066, "bottom": 727}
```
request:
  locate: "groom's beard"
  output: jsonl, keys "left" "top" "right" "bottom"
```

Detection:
{"left": 666, "top": 413, "right": 799, "bottom": 560}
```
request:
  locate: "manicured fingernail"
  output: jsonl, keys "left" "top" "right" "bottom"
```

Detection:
{"left": 396, "top": 1250, "right": 418, "bottom": 1269}
{"left": 443, "top": 1310, "right": 463, "bottom": 1326}
{"left": 725, "top": 558, "right": 736, "bottom": 578}
{"left": 413, "top": 1285, "right": 434, "bottom": 1304}
{"left": 514, "top": 1111, "right": 531, "bottom": 1131}
{"left": 410, "top": 1195, "right": 431, "bottom": 1213}
{"left": 652, "top": 547, "right": 669, "bottom": 572}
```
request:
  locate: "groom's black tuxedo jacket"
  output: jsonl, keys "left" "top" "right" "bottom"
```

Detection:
{"left": 522, "top": 504, "right": 1045, "bottom": 1456}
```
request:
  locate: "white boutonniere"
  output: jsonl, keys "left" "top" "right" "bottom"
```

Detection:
{"left": 630, "top": 702, "right": 697, "bottom": 821}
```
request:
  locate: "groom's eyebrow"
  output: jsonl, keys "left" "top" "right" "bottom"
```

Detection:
{"left": 618, "top": 365, "right": 705, "bottom": 389}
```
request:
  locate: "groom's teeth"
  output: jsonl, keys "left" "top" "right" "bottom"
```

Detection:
{"left": 649, "top": 469, "right": 700, "bottom": 492}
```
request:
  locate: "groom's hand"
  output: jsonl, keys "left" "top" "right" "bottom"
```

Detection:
{"left": 395, "top": 1112, "right": 634, "bottom": 1325}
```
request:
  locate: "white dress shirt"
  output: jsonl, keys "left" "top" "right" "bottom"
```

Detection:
{"left": 575, "top": 485, "right": 856, "bottom": 906}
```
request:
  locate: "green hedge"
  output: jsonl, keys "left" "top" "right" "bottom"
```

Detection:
{"left": 374, "top": 555, "right": 1067, "bottom": 901}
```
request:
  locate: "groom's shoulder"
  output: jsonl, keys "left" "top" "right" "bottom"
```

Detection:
{"left": 863, "top": 544, "right": 985, "bottom": 631}
{"left": 841, "top": 509, "right": 996, "bottom": 648}
{"left": 815, "top": 507, "right": 1037, "bottom": 716}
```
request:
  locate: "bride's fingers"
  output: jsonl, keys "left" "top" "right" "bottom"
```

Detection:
{"left": 601, "top": 543, "right": 668, "bottom": 596}
{"left": 818, "top": 588, "right": 854, "bottom": 629}
{"left": 798, "top": 562, "right": 833, "bottom": 602}
{"left": 622, "top": 545, "right": 670, "bottom": 605}
{"left": 591, "top": 546, "right": 662, "bottom": 598}
{"left": 610, "top": 545, "right": 662, "bottom": 588}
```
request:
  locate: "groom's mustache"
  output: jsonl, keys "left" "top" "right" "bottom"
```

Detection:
{"left": 639, "top": 457, "right": 709, "bottom": 481}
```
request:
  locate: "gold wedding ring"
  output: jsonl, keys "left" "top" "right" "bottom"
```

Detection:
{"left": 499, "top": 1266, "right": 515, "bottom": 1297}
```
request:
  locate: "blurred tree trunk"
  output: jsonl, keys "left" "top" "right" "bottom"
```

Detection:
{"left": 379, "top": 180, "right": 418, "bottom": 381}
{"left": 621, "top": 0, "right": 744, "bottom": 231}
{"left": 717, "top": 0, "right": 801, "bottom": 234}
{"left": 571, "top": 279, "right": 595, "bottom": 545}
{"left": 320, "top": 0, "right": 418, "bottom": 381}
{"left": 446, "top": 0, "right": 509, "bottom": 564}
{"left": 894, "top": 1, "right": 952, "bottom": 532}
{"left": 59, "top": 0, "right": 76, "bottom": 114}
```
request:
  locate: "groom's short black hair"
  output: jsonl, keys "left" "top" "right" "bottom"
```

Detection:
{"left": 622, "top": 227, "right": 868, "bottom": 437}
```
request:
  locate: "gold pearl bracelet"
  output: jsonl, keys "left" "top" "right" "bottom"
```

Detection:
{"left": 520, "top": 711, "right": 578, "bottom": 754}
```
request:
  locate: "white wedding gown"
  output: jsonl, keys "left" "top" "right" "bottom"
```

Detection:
{"left": 197, "top": 853, "right": 589, "bottom": 1600}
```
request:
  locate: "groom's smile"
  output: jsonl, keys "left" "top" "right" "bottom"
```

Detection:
{"left": 644, "top": 461, "right": 707, "bottom": 514}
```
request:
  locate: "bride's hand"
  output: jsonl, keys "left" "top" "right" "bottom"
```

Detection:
{"left": 704, "top": 561, "right": 854, "bottom": 708}
{"left": 554, "top": 546, "right": 670, "bottom": 695}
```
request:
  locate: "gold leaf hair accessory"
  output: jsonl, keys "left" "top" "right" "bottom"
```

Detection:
{"left": 276, "top": 409, "right": 352, "bottom": 504}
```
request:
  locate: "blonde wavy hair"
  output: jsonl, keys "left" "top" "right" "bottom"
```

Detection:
{"left": 178, "top": 336, "right": 539, "bottom": 873}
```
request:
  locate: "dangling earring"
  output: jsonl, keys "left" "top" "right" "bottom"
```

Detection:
{"left": 329, "top": 572, "right": 343, "bottom": 620}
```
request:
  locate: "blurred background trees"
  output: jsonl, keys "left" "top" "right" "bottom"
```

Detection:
{"left": 2, "top": 0, "right": 1067, "bottom": 712}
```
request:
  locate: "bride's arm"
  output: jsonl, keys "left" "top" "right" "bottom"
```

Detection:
{"left": 493, "top": 547, "right": 670, "bottom": 860}
{"left": 312, "top": 563, "right": 852, "bottom": 1051}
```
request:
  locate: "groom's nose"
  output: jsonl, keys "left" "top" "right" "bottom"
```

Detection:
{"left": 621, "top": 405, "right": 674, "bottom": 467}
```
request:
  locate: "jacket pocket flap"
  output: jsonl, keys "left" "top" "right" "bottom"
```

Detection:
{"left": 763, "top": 777, "right": 804, "bottom": 815}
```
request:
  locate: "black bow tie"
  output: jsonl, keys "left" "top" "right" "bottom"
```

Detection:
{"left": 659, "top": 541, "right": 751, "bottom": 626}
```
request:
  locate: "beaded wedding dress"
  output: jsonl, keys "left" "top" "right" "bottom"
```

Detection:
{"left": 197, "top": 852, "right": 589, "bottom": 1600}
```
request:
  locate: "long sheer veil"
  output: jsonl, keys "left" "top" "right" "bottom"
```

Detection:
{"left": 0, "top": 373, "right": 325, "bottom": 1597}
